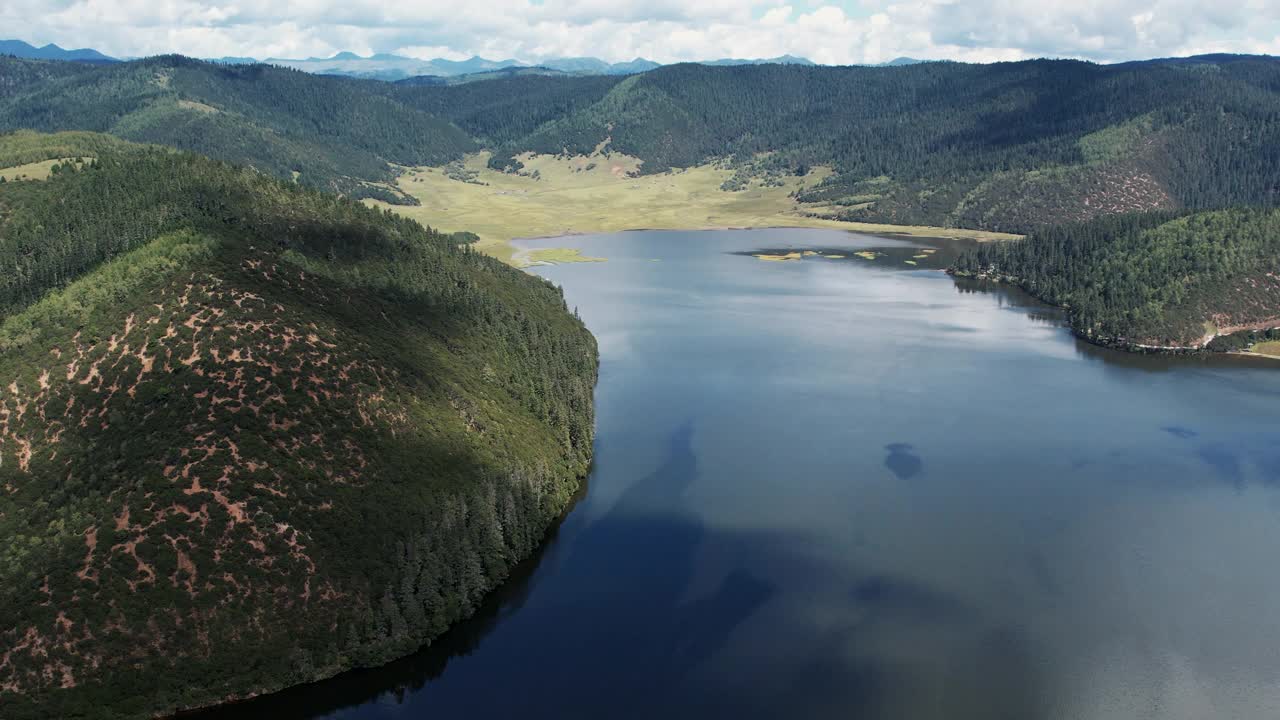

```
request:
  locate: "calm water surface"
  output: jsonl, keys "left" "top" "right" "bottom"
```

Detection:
{"left": 204, "top": 228, "right": 1280, "bottom": 719}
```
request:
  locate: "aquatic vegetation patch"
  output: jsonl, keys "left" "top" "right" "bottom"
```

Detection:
{"left": 525, "top": 248, "right": 607, "bottom": 264}
{"left": 754, "top": 251, "right": 804, "bottom": 262}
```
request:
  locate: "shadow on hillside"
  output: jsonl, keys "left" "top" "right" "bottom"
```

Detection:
{"left": 184, "top": 423, "right": 781, "bottom": 718}
{"left": 186, "top": 422, "right": 1056, "bottom": 720}
{"left": 181, "top": 467, "right": 592, "bottom": 720}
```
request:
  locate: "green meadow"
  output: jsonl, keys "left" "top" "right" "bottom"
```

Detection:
{"left": 367, "top": 151, "right": 1020, "bottom": 266}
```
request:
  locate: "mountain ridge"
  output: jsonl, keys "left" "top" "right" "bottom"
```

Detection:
{"left": 0, "top": 54, "right": 478, "bottom": 201}
{"left": 1, "top": 39, "right": 823, "bottom": 80}
{"left": 0, "top": 40, "right": 116, "bottom": 63}
{"left": 8, "top": 52, "right": 1280, "bottom": 233}
{"left": 241, "top": 52, "right": 809, "bottom": 80}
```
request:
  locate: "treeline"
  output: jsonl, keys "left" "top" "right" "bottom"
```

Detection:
{"left": 0, "top": 134, "right": 597, "bottom": 719}
{"left": 951, "top": 208, "right": 1280, "bottom": 346}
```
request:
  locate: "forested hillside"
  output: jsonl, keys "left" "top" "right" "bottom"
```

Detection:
{"left": 389, "top": 74, "right": 624, "bottom": 147}
{"left": 0, "top": 56, "right": 476, "bottom": 202}
{"left": 405, "top": 56, "right": 1280, "bottom": 231}
{"left": 0, "top": 132, "right": 597, "bottom": 719}
{"left": 6, "top": 54, "right": 1280, "bottom": 231}
{"left": 951, "top": 209, "right": 1280, "bottom": 348}
{"left": 0, "top": 56, "right": 88, "bottom": 98}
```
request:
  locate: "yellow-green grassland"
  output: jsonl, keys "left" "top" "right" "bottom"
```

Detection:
{"left": 366, "top": 151, "right": 1020, "bottom": 266}
{"left": 1251, "top": 340, "right": 1280, "bottom": 358}
{"left": 0, "top": 157, "right": 85, "bottom": 181}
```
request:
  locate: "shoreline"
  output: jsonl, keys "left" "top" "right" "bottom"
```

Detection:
{"left": 510, "top": 223, "right": 1005, "bottom": 243}
{"left": 506, "top": 223, "right": 1009, "bottom": 267}
{"left": 165, "top": 461, "right": 596, "bottom": 720}
{"left": 951, "top": 269, "right": 1280, "bottom": 362}
{"left": 1233, "top": 349, "right": 1280, "bottom": 362}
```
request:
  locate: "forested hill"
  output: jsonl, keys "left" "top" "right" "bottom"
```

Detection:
{"left": 0, "top": 132, "right": 597, "bottom": 719}
{"left": 404, "top": 56, "right": 1280, "bottom": 232}
{"left": 951, "top": 209, "right": 1280, "bottom": 348}
{"left": 0, "top": 55, "right": 477, "bottom": 203}
{"left": 5, "top": 54, "right": 1280, "bottom": 232}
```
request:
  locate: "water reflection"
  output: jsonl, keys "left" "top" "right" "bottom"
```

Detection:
{"left": 953, "top": 275, "right": 1280, "bottom": 372}
{"left": 850, "top": 575, "right": 976, "bottom": 623}
{"left": 1197, "top": 445, "right": 1244, "bottom": 486}
{"left": 191, "top": 229, "right": 1280, "bottom": 720}
{"left": 185, "top": 475, "right": 595, "bottom": 720}
{"left": 884, "top": 443, "right": 923, "bottom": 480}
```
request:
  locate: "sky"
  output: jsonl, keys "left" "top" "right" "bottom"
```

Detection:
{"left": 6, "top": 0, "right": 1280, "bottom": 65}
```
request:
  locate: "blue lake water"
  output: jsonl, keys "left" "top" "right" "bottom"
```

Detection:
{"left": 200, "top": 228, "right": 1280, "bottom": 719}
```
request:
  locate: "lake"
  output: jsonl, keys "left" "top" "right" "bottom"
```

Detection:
{"left": 199, "top": 228, "right": 1280, "bottom": 719}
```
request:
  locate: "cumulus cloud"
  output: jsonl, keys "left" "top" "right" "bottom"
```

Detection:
{"left": 4, "top": 0, "right": 1278, "bottom": 63}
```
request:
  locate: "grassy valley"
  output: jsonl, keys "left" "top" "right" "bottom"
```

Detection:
{"left": 0, "top": 133, "right": 596, "bottom": 719}
{"left": 402, "top": 57, "right": 1280, "bottom": 232}
{"left": 370, "top": 151, "right": 1017, "bottom": 264}
{"left": 8, "top": 54, "right": 1280, "bottom": 238}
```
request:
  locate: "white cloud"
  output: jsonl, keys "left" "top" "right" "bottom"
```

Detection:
{"left": 394, "top": 45, "right": 472, "bottom": 62}
{"left": 4, "top": 0, "right": 1278, "bottom": 63}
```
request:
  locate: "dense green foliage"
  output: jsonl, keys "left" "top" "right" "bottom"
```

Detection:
{"left": 0, "top": 133, "right": 596, "bottom": 719}
{"left": 0, "top": 55, "right": 87, "bottom": 99}
{"left": 389, "top": 74, "right": 623, "bottom": 147}
{"left": 401, "top": 57, "right": 1280, "bottom": 230}
{"left": 0, "top": 56, "right": 477, "bottom": 200}
{"left": 951, "top": 209, "right": 1280, "bottom": 346}
{"left": 8, "top": 54, "right": 1280, "bottom": 230}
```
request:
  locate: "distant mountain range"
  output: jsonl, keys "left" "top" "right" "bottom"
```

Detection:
{"left": 701, "top": 54, "right": 816, "bottom": 67}
{"left": 392, "top": 66, "right": 582, "bottom": 86}
{"left": 880, "top": 57, "right": 925, "bottom": 66}
{"left": 3, "top": 38, "right": 926, "bottom": 81}
{"left": 0, "top": 39, "right": 116, "bottom": 63}
{"left": 210, "top": 52, "right": 818, "bottom": 81}
{"left": 221, "top": 52, "right": 533, "bottom": 80}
